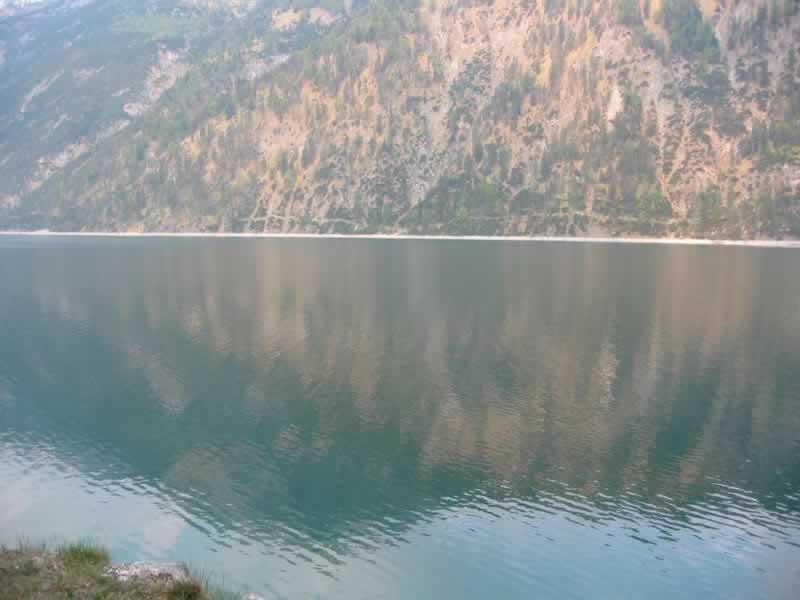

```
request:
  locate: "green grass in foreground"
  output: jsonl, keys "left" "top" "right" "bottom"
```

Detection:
{"left": 0, "top": 540, "right": 232, "bottom": 600}
{"left": 57, "top": 540, "right": 110, "bottom": 569}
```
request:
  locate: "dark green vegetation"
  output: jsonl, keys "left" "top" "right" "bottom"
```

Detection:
{"left": 1, "top": 0, "right": 799, "bottom": 238}
{"left": 658, "top": 0, "right": 719, "bottom": 60}
{"left": 0, "top": 542, "right": 226, "bottom": 600}
{"left": 113, "top": 15, "right": 206, "bottom": 41}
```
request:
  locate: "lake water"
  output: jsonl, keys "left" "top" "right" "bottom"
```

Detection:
{"left": 1, "top": 236, "right": 799, "bottom": 599}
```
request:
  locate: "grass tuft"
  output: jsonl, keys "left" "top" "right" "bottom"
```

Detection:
{"left": 57, "top": 540, "right": 110, "bottom": 570}
{"left": 15, "top": 537, "right": 45, "bottom": 554}
{"left": 167, "top": 580, "right": 204, "bottom": 600}
{"left": 183, "top": 565, "right": 242, "bottom": 600}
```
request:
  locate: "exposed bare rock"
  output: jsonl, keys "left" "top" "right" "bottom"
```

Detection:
{"left": 74, "top": 66, "right": 103, "bottom": 82}
{"left": 41, "top": 114, "right": 69, "bottom": 139}
{"left": 19, "top": 71, "right": 62, "bottom": 114}
{"left": 105, "top": 561, "right": 191, "bottom": 583}
{"left": 29, "top": 120, "right": 129, "bottom": 188}
{"left": 122, "top": 47, "right": 188, "bottom": 116}
{"left": 271, "top": 8, "right": 302, "bottom": 32}
{"left": 0, "top": 194, "right": 19, "bottom": 209}
{"left": 309, "top": 8, "right": 338, "bottom": 27}
{"left": 144, "top": 47, "right": 189, "bottom": 104}
{"left": 244, "top": 53, "right": 289, "bottom": 81}
{"left": 105, "top": 561, "right": 266, "bottom": 600}
{"left": 123, "top": 102, "right": 148, "bottom": 117}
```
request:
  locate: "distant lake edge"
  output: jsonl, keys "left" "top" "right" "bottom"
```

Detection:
{"left": 1, "top": 231, "right": 800, "bottom": 247}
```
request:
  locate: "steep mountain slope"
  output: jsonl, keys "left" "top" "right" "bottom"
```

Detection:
{"left": 3, "top": 0, "right": 800, "bottom": 238}
{"left": 0, "top": 0, "right": 211, "bottom": 199}
{"left": 0, "top": 0, "right": 347, "bottom": 213}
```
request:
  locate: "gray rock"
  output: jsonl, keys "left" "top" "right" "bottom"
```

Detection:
{"left": 106, "top": 561, "right": 266, "bottom": 599}
{"left": 105, "top": 561, "right": 191, "bottom": 583}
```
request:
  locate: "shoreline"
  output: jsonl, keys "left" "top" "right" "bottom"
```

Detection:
{"left": 0, "top": 230, "right": 799, "bottom": 247}
{"left": 0, "top": 540, "right": 255, "bottom": 599}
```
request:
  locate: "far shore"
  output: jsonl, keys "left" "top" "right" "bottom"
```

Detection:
{"left": 1, "top": 230, "right": 799, "bottom": 248}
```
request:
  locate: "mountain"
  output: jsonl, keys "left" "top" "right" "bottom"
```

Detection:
{"left": 1, "top": 0, "right": 799, "bottom": 238}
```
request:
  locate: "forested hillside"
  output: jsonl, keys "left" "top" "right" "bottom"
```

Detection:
{"left": 2, "top": 0, "right": 799, "bottom": 238}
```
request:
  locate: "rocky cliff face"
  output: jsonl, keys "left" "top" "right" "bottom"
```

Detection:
{"left": 3, "top": 0, "right": 800, "bottom": 238}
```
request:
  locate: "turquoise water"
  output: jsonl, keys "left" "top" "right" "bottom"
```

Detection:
{"left": 1, "top": 236, "right": 799, "bottom": 599}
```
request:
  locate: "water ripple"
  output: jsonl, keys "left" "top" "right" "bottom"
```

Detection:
{"left": 2, "top": 239, "right": 800, "bottom": 598}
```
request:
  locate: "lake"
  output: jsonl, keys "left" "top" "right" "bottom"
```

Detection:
{"left": 1, "top": 236, "right": 799, "bottom": 599}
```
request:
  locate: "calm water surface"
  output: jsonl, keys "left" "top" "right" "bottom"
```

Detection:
{"left": 1, "top": 237, "right": 799, "bottom": 599}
